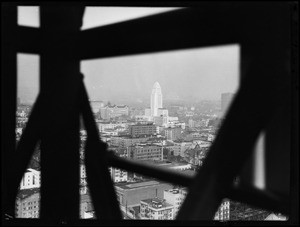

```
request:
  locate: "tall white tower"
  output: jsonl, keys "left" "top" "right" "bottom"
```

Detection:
{"left": 151, "top": 82, "right": 163, "bottom": 116}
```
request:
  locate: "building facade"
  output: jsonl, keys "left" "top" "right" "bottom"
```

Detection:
{"left": 115, "top": 180, "right": 173, "bottom": 207}
{"left": 214, "top": 200, "right": 230, "bottom": 221}
{"left": 16, "top": 190, "right": 40, "bottom": 218}
{"left": 109, "top": 167, "right": 128, "bottom": 183}
{"left": 165, "top": 127, "right": 182, "bottom": 141}
{"left": 157, "top": 108, "right": 168, "bottom": 117}
{"left": 20, "top": 169, "right": 41, "bottom": 190}
{"left": 127, "top": 144, "right": 163, "bottom": 161}
{"left": 140, "top": 197, "right": 174, "bottom": 220}
{"left": 100, "top": 104, "right": 129, "bottom": 120}
{"left": 129, "top": 122, "right": 157, "bottom": 137}
{"left": 110, "top": 136, "right": 149, "bottom": 148}
{"left": 163, "top": 188, "right": 187, "bottom": 218}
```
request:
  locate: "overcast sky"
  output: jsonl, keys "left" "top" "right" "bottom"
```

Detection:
{"left": 17, "top": 6, "right": 239, "bottom": 104}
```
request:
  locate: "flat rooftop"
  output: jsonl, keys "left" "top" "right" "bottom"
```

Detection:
{"left": 115, "top": 180, "right": 161, "bottom": 190}
{"left": 141, "top": 197, "right": 173, "bottom": 209}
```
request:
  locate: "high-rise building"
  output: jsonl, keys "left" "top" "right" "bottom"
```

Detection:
{"left": 151, "top": 82, "right": 163, "bottom": 117}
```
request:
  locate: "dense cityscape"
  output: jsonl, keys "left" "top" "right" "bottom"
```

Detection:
{"left": 15, "top": 82, "right": 286, "bottom": 221}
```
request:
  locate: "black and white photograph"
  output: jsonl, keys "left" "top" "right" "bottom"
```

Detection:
{"left": 1, "top": 2, "right": 298, "bottom": 225}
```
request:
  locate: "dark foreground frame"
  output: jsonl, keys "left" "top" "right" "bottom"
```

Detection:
{"left": 1, "top": 2, "right": 298, "bottom": 225}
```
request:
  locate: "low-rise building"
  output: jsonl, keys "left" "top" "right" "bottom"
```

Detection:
{"left": 109, "top": 167, "right": 128, "bottom": 183}
{"left": 169, "top": 140, "right": 195, "bottom": 157}
{"left": 100, "top": 104, "right": 129, "bottom": 120}
{"left": 140, "top": 197, "right": 174, "bottom": 220}
{"left": 127, "top": 144, "right": 163, "bottom": 161}
{"left": 20, "top": 169, "right": 41, "bottom": 190}
{"left": 165, "top": 127, "right": 182, "bottom": 141}
{"left": 115, "top": 180, "right": 173, "bottom": 207}
{"left": 110, "top": 135, "right": 149, "bottom": 148}
{"left": 129, "top": 122, "right": 157, "bottom": 137}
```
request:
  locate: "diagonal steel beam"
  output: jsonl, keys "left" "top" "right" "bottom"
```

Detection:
{"left": 79, "top": 77, "right": 122, "bottom": 220}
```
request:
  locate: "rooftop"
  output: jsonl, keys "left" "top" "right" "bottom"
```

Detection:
{"left": 115, "top": 180, "right": 161, "bottom": 190}
{"left": 141, "top": 197, "right": 173, "bottom": 209}
{"left": 17, "top": 188, "right": 40, "bottom": 200}
{"left": 135, "top": 143, "right": 162, "bottom": 148}
{"left": 164, "top": 188, "right": 187, "bottom": 194}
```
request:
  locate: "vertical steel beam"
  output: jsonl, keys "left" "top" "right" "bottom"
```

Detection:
{"left": 39, "top": 5, "right": 84, "bottom": 221}
{"left": 1, "top": 3, "right": 17, "bottom": 218}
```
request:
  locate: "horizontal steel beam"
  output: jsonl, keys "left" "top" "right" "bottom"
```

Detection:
{"left": 78, "top": 7, "right": 239, "bottom": 60}
{"left": 16, "top": 26, "right": 41, "bottom": 54}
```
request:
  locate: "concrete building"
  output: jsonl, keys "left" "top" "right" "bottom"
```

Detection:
{"left": 163, "top": 188, "right": 187, "bottom": 218}
{"left": 20, "top": 169, "right": 41, "bottom": 190}
{"left": 169, "top": 140, "right": 195, "bottom": 157}
{"left": 109, "top": 167, "right": 128, "bottom": 183}
{"left": 80, "top": 193, "right": 94, "bottom": 219}
{"left": 157, "top": 108, "right": 168, "bottom": 117}
{"left": 110, "top": 135, "right": 149, "bottom": 148}
{"left": 184, "top": 144, "right": 210, "bottom": 166}
{"left": 151, "top": 82, "right": 163, "bottom": 117}
{"left": 127, "top": 144, "right": 163, "bottom": 161}
{"left": 153, "top": 115, "right": 168, "bottom": 127}
{"left": 140, "top": 197, "right": 174, "bottom": 220}
{"left": 188, "top": 119, "right": 195, "bottom": 128}
{"left": 114, "top": 180, "right": 173, "bottom": 207}
{"left": 165, "top": 127, "right": 182, "bottom": 141}
{"left": 16, "top": 189, "right": 40, "bottom": 218}
{"left": 129, "top": 122, "right": 157, "bottom": 137}
{"left": 96, "top": 121, "right": 127, "bottom": 133}
{"left": 100, "top": 104, "right": 129, "bottom": 120}
{"left": 214, "top": 200, "right": 230, "bottom": 221}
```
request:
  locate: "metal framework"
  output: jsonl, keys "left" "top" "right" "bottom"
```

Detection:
{"left": 1, "top": 2, "right": 298, "bottom": 225}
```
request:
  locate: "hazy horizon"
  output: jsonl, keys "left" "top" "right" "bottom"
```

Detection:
{"left": 17, "top": 7, "right": 239, "bottom": 105}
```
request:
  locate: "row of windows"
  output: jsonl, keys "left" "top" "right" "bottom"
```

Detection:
{"left": 23, "top": 201, "right": 38, "bottom": 206}
{"left": 136, "top": 150, "right": 161, "bottom": 153}
{"left": 23, "top": 205, "right": 38, "bottom": 211}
